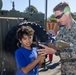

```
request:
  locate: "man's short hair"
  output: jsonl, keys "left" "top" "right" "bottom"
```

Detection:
{"left": 53, "top": 2, "right": 69, "bottom": 12}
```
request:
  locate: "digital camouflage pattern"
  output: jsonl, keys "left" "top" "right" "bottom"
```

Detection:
{"left": 56, "top": 19, "right": 76, "bottom": 75}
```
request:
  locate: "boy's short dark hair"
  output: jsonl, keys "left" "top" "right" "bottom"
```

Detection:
{"left": 53, "top": 2, "right": 69, "bottom": 12}
{"left": 16, "top": 26, "right": 34, "bottom": 40}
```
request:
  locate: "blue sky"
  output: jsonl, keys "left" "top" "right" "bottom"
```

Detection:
{"left": 2, "top": 0, "right": 76, "bottom": 18}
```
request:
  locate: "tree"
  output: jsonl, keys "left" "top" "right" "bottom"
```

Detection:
{"left": 71, "top": 12, "right": 76, "bottom": 20}
{"left": 24, "top": 5, "right": 38, "bottom": 13}
{"left": 47, "top": 14, "right": 57, "bottom": 22}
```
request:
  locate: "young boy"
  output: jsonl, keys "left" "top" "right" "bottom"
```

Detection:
{"left": 15, "top": 26, "right": 43, "bottom": 75}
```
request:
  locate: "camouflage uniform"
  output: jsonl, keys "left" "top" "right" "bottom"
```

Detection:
{"left": 56, "top": 19, "right": 76, "bottom": 75}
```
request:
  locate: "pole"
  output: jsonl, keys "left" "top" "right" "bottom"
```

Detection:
{"left": 29, "top": 0, "right": 31, "bottom": 12}
{"left": 45, "top": 0, "right": 48, "bottom": 29}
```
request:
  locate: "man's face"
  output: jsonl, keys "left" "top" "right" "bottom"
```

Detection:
{"left": 54, "top": 10, "right": 68, "bottom": 26}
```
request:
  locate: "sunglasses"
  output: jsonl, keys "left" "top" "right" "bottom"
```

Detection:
{"left": 55, "top": 12, "right": 64, "bottom": 19}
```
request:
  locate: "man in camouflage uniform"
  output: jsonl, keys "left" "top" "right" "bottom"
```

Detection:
{"left": 56, "top": 20, "right": 76, "bottom": 75}
{"left": 38, "top": 2, "right": 76, "bottom": 75}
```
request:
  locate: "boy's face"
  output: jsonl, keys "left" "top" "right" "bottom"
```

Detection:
{"left": 19, "top": 34, "right": 33, "bottom": 49}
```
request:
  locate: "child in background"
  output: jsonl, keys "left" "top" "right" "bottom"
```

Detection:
{"left": 48, "top": 30, "right": 55, "bottom": 63}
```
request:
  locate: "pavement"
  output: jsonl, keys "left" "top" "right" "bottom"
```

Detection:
{"left": 39, "top": 54, "right": 61, "bottom": 75}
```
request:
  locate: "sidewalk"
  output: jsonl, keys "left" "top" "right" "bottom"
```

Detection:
{"left": 39, "top": 54, "right": 61, "bottom": 75}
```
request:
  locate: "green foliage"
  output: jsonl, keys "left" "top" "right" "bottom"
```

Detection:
{"left": 71, "top": 12, "right": 76, "bottom": 20}
{"left": 24, "top": 5, "right": 38, "bottom": 13}
{"left": 47, "top": 14, "right": 57, "bottom": 22}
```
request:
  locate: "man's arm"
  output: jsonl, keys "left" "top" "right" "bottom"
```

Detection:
{"left": 37, "top": 44, "right": 57, "bottom": 55}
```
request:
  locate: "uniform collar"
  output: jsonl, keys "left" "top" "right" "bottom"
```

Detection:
{"left": 65, "top": 19, "right": 75, "bottom": 30}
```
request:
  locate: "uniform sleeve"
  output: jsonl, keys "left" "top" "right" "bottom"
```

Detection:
{"left": 70, "top": 28, "right": 76, "bottom": 49}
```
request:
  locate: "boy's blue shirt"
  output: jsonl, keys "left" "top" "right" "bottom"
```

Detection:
{"left": 15, "top": 47, "right": 38, "bottom": 75}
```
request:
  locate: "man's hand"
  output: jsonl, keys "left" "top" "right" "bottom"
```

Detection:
{"left": 37, "top": 44, "right": 56, "bottom": 55}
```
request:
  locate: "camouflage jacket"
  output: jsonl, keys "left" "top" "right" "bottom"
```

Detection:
{"left": 56, "top": 19, "right": 76, "bottom": 75}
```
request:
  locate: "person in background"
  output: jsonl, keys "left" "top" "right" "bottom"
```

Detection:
{"left": 48, "top": 30, "right": 55, "bottom": 63}
{"left": 15, "top": 26, "right": 45, "bottom": 75}
{"left": 38, "top": 2, "right": 76, "bottom": 75}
